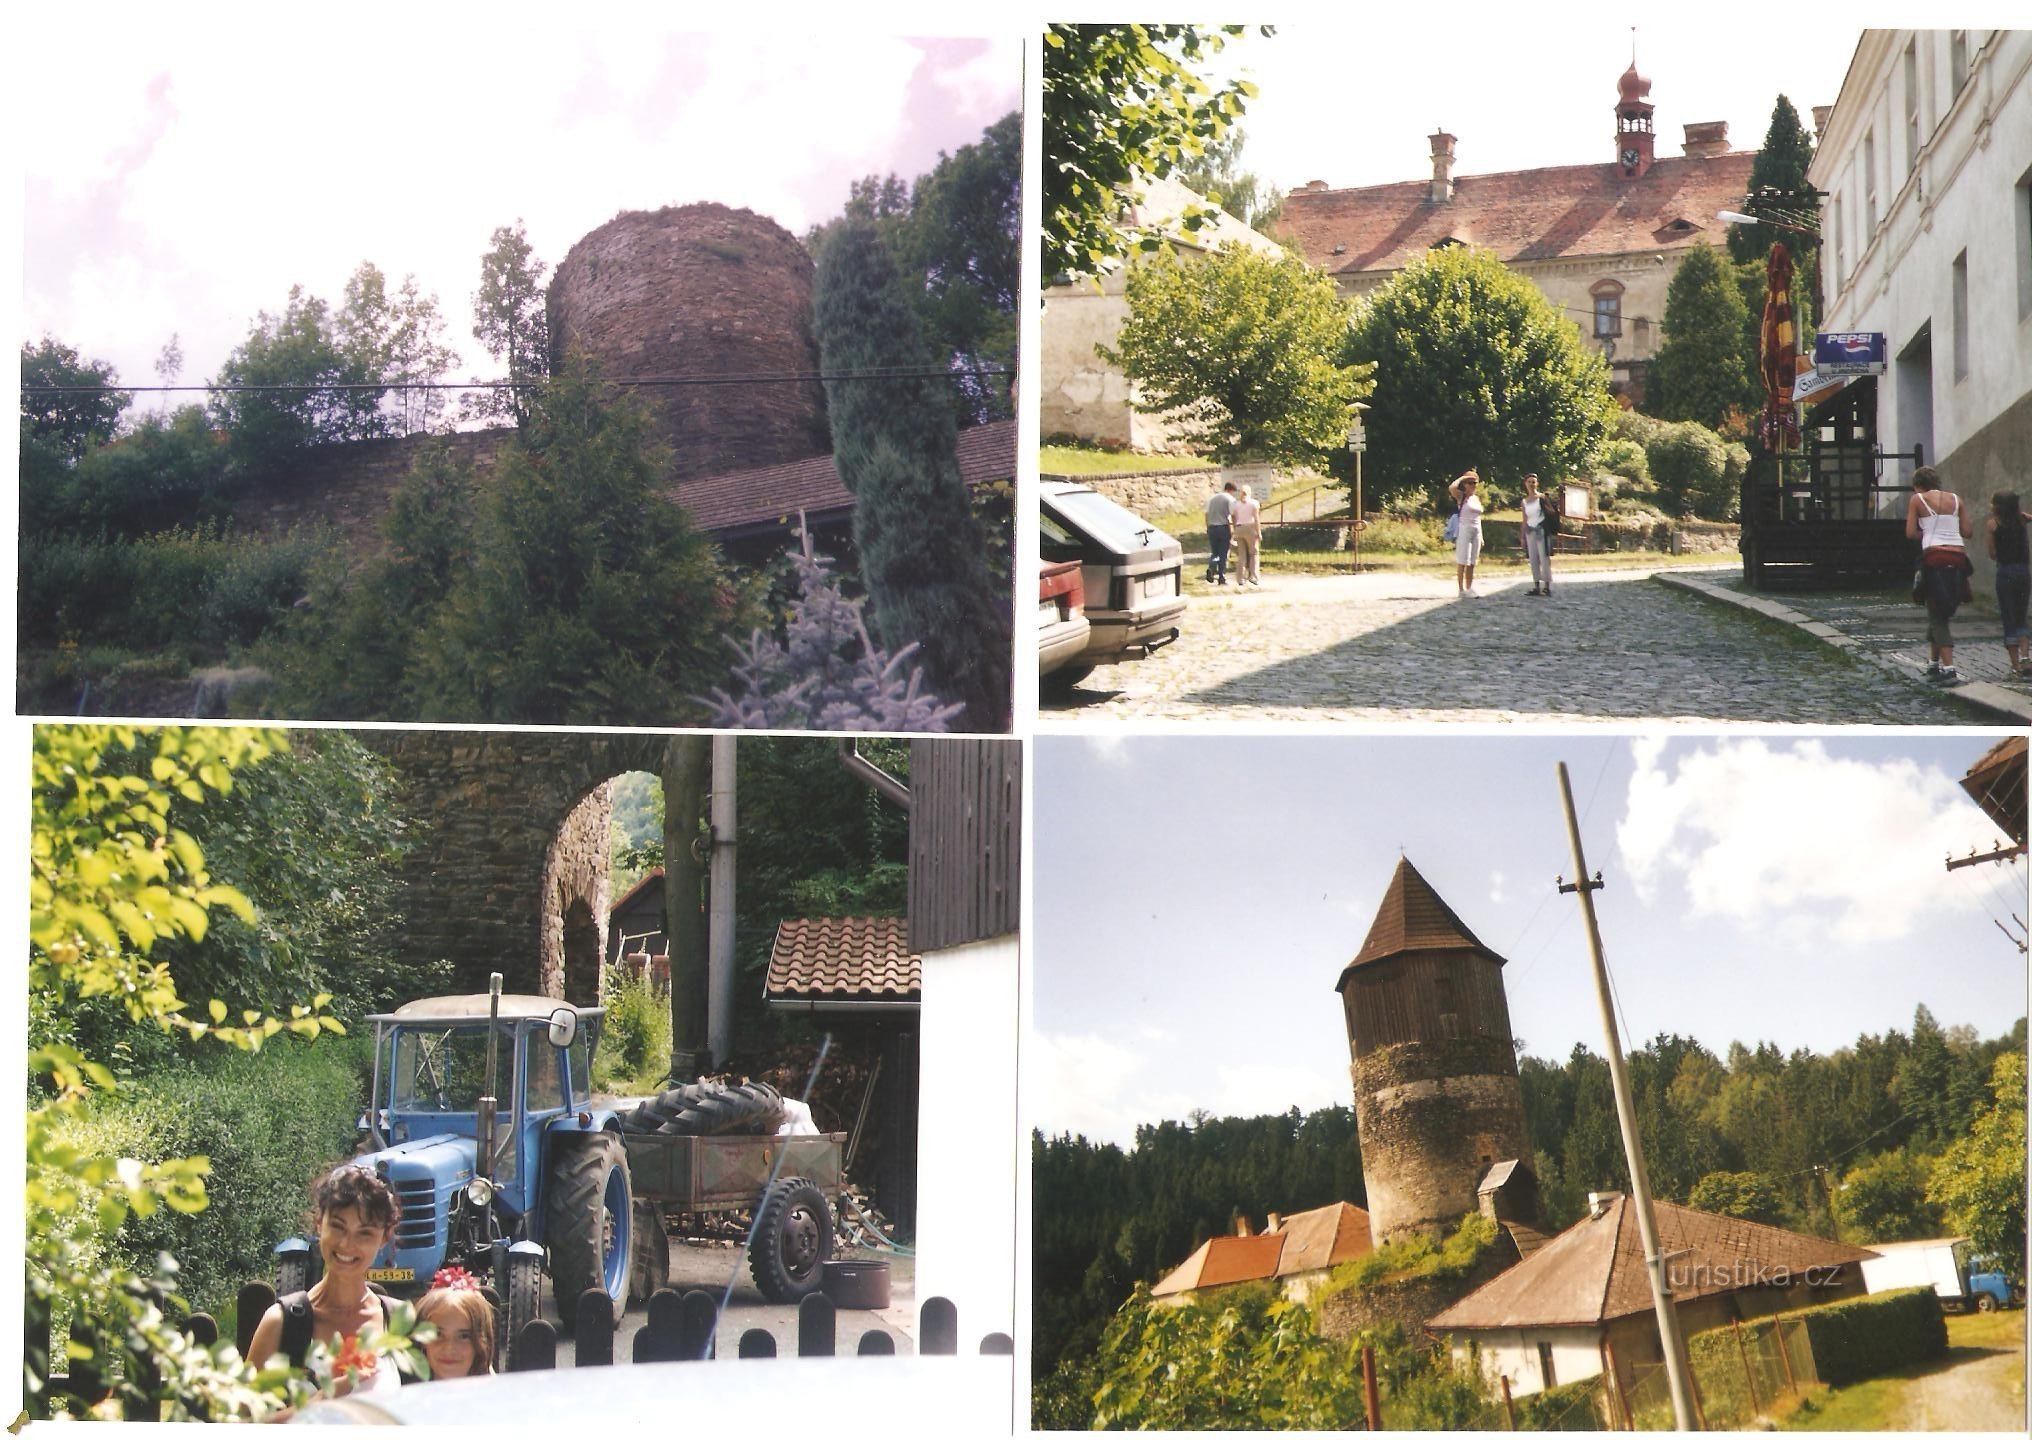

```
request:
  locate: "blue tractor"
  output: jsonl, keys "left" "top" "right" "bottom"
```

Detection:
{"left": 275, "top": 979, "right": 641, "bottom": 1357}
{"left": 275, "top": 976, "right": 847, "bottom": 1362}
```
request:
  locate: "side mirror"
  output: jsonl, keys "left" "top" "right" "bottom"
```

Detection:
{"left": 546, "top": 1008, "right": 578, "bottom": 1049}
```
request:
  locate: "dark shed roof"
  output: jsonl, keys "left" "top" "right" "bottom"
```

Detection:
{"left": 1338, "top": 856, "right": 1502, "bottom": 990}
{"left": 1961, "top": 735, "right": 2027, "bottom": 844}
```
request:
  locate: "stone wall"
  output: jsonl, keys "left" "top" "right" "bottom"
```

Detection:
{"left": 1316, "top": 1240, "right": 1518, "bottom": 1346}
{"left": 1351, "top": 1036, "right": 1532, "bottom": 1243}
{"left": 1939, "top": 387, "right": 2032, "bottom": 605}
{"left": 362, "top": 732, "right": 665, "bottom": 996}
{"left": 1062, "top": 464, "right": 1296, "bottom": 525}
{"left": 548, "top": 203, "right": 831, "bottom": 481}
{"left": 230, "top": 429, "right": 515, "bottom": 560}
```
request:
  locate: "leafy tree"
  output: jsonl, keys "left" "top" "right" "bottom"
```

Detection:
{"left": 210, "top": 286, "right": 389, "bottom": 481}
{"left": 27, "top": 724, "right": 343, "bottom": 1419}
{"left": 1837, "top": 1150, "right": 1940, "bottom": 1244}
{"left": 409, "top": 354, "right": 748, "bottom": 724}
{"left": 1348, "top": 246, "right": 1618, "bottom": 508}
{"left": 464, "top": 219, "right": 550, "bottom": 427}
{"left": 1645, "top": 419, "right": 1740, "bottom": 520}
{"left": 1727, "top": 96, "right": 1818, "bottom": 268}
{"left": 337, "top": 263, "right": 460, "bottom": 436}
{"left": 1926, "top": 1051, "right": 2028, "bottom": 1279}
{"left": 1100, "top": 241, "right": 1373, "bottom": 467}
{"left": 1650, "top": 244, "right": 1755, "bottom": 431}
{"left": 1041, "top": 24, "right": 1263, "bottom": 281}
{"left": 813, "top": 213, "right": 1011, "bottom": 730}
{"left": 22, "top": 336, "right": 129, "bottom": 465}
{"left": 1688, "top": 1170, "right": 1797, "bottom": 1228}
{"left": 1174, "top": 127, "right": 1284, "bottom": 233}
{"left": 58, "top": 404, "right": 232, "bottom": 538}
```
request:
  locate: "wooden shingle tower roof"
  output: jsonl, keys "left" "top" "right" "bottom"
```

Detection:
{"left": 1337, "top": 857, "right": 1504, "bottom": 992}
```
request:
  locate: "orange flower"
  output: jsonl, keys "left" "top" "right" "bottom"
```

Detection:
{"left": 330, "top": 1332, "right": 380, "bottom": 1382}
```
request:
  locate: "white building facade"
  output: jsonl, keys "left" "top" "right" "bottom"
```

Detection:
{"left": 1809, "top": 29, "right": 2032, "bottom": 599}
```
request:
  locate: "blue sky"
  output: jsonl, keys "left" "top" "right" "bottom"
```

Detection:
{"left": 1032, "top": 733, "right": 2028, "bottom": 1149}
{"left": 15, "top": 16, "right": 1017, "bottom": 404}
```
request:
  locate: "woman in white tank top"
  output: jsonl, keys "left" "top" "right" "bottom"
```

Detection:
{"left": 1906, "top": 467, "right": 1973, "bottom": 683}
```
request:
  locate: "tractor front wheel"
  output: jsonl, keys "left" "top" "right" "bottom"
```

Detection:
{"left": 749, "top": 1176, "right": 832, "bottom": 1303}
{"left": 546, "top": 1133, "right": 632, "bottom": 1334}
{"left": 504, "top": 1248, "right": 543, "bottom": 1368}
{"left": 1976, "top": 1292, "right": 2000, "bottom": 1313}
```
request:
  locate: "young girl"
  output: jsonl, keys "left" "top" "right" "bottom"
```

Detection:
{"left": 414, "top": 1271, "right": 495, "bottom": 1379}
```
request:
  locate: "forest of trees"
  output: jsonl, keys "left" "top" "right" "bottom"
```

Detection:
{"left": 1035, "top": 1011, "right": 2028, "bottom": 1401}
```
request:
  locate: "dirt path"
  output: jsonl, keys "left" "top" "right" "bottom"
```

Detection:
{"left": 1895, "top": 1342, "right": 2028, "bottom": 1431}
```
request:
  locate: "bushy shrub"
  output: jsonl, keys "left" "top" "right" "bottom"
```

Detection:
{"left": 57, "top": 405, "right": 233, "bottom": 537}
{"left": 597, "top": 963, "right": 672, "bottom": 1092}
{"left": 1645, "top": 421, "right": 1734, "bottom": 520}
{"left": 1596, "top": 436, "right": 1650, "bottom": 487}
{"left": 60, "top": 1038, "right": 374, "bottom": 1317}
{"left": 1789, "top": 1284, "right": 1948, "bottom": 1387}
{"left": 1314, "top": 1212, "right": 1496, "bottom": 1301}
{"left": 1513, "top": 1373, "right": 1609, "bottom": 1430}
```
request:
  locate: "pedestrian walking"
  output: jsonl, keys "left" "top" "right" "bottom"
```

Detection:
{"left": 1447, "top": 470, "right": 1485, "bottom": 598}
{"left": 1906, "top": 466, "right": 1973, "bottom": 684}
{"left": 1521, "top": 473, "right": 1557, "bottom": 595}
{"left": 1987, "top": 490, "right": 2030, "bottom": 677}
{"left": 1232, "top": 483, "right": 1263, "bottom": 586}
{"left": 1205, "top": 481, "right": 1237, "bottom": 586}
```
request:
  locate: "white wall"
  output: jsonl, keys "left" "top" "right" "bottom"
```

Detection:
{"left": 1453, "top": 1326, "right": 1607, "bottom": 1399}
{"left": 916, "top": 932, "right": 1020, "bottom": 1349}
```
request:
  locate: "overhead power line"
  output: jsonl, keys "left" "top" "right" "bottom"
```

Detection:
{"left": 20, "top": 365, "right": 1013, "bottom": 397}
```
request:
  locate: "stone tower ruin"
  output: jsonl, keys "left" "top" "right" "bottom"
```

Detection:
{"left": 1337, "top": 857, "right": 1536, "bottom": 1243}
{"left": 546, "top": 202, "right": 831, "bottom": 481}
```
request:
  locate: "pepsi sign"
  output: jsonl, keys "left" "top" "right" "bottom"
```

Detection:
{"left": 1812, "top": 332, "right": 1886, "bottom": 374}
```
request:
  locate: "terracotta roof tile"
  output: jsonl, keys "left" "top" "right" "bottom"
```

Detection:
{"left": 1340, "top": 857, "right": 1499, "bottom": 987}
{"left": 1150, "top": 1234, "right": 1286, "bottom": 1296}
{"left": 1278, "top": 152, "right": 1759, "bottom": 278}
{"left": 1429, "top": 1194, "right": 1879, "bottom": 1331}
{"left": 667, "top": 419, "right": 1015, "bottom": 539}
{"left": 1273, "top": 1202, "right": 1374, "bottom": 1277}
{"left": 765, "top": 917, "right": 919, "bottom": 1003}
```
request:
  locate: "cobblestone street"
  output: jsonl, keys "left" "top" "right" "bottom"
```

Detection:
{"left": 1039, "top": 566, "right": 1996, "bottom": 724}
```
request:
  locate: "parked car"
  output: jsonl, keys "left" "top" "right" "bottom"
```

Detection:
{"left": 1039, "top": 480, "right": 1186, "bottom": 685}
{"left": 1038, "top": 559, "right": 1091, "bottom": 684}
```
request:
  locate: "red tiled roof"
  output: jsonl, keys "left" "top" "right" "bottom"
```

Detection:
{"left": 668, "top": 419, "right": 1016, "bottom": 539}
{"left": 766, "top": 917, "right": 919, "bottom": 1004}
{"left": 1278, "top": 152, "right": 1759, "bottom": 278}
{"left": 1273, "top": 1202, "right": 1374, "bottom": 1277}
{"left": 1340, "top": 857, "right": 1499, "bottom": 987}
{"left": 1428, "top": 1194, "right": 1879, "bottom": 1331}
{"left": 1150, "top": 1234, "right": 1286, "bottom": 1297}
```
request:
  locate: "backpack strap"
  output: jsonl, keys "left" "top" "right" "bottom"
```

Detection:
{"left": 279, "top": 1291, "right": 314, "bottom": 1370}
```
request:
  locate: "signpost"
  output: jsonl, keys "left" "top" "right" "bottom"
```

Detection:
{"left": 1347, "top": 409, "right": 1367, "bottom": 573}
{"left": 1811, "top": 331, "right": 1887, "bottom": 376}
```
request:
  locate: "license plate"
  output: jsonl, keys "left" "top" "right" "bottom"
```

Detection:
{"left": 368, "top": 1267, "right": 415, "bottom": 1283}
{"left": 1145, "top": 572, "right": 1177, "bottom": 599}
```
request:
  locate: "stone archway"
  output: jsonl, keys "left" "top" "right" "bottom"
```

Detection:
{"left": 362, "top": 732, "right": 667, "bottom": 997}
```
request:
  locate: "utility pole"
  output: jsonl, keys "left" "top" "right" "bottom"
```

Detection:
{"left": 707, "top": 735, "right": 738, "bottom": 1068}
{"left": 1556, "top": 762, "right": 1700, "bottom": 1431}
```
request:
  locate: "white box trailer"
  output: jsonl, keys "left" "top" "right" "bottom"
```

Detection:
{"left": 1859, "top": 1237, "right": 1970, "bottom": 1307}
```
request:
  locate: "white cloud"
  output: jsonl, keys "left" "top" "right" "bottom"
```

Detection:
{"left": 1616, "top": 739, "right": 1988, "bottom": 943}
{"left": 1028, "top": 1031, "right": 1191, "bottom": 1150}
{"left": 1083, "top": 734, "right": 1130, "bottom": 765}
{"left": 1489, "top": 869, "right": 1508, "bottom": 906}
{"left": 1207, "top": 1062, "right": 1347, "bottom": 1123}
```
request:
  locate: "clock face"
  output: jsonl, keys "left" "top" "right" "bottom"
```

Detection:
{"left": 1621, "top": 148, "right": 1641, "bottom": 169}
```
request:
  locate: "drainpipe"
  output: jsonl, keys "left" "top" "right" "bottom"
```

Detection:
{"left": 836, "top": 739, "right": 910, "bottom": 810}
{"left": 708, "top": 735, "right": 738, "bottom": 1068}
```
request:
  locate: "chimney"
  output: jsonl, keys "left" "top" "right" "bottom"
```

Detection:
{"left": 1811, "top": 105, "right": 1833, "bottom": 139}
{"left": 1586, "top": 1191, "right": 1618, "bottom": 1219}
{"left": 1302, "top": 179, "right": 1329, "bottom": 193}
{"left": 1235, "top": 1215, "right": 1253, "bottom": 1238}
{"left": 1266, "top": 1212, "right": 1283, "bottom": 1234}
{"left": 1682, "top": 121, "right": 1729, "bottom": 159}
{"left": 1428, "top": 130, "right": 1458, "bottom": 204}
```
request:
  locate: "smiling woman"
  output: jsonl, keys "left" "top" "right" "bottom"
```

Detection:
{"left": 245, "top": 1169, "right": 405, "bottom": 1383}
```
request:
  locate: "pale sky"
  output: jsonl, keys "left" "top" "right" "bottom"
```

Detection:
{"left": 1200, "top": 9, "right": 1871, "bottom": 199}
{"left": 1032, "top": 733, "right": 2029, "bottom": 1150}
{"left": 15, "top": 14, "right": 1018, "bottom": 402}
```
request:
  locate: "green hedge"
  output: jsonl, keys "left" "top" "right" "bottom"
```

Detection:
{"left": 95, "top": 1037, "right": 373, "bottom": 1316}
{"left": 1789, "top": 1284, "right": 1947, "bottom": 1387}
{"left": 1513, "top": 1373, "right": 1609, "bottom": 1430}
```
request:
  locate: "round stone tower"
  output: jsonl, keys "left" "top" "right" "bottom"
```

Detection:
{"left": 546, "top": 203, "right": 831, "bottom": 481}
{"left": 1338, "top": 857, "right": 1535, "bottom": 1243}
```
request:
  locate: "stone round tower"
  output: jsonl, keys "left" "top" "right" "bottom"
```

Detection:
{"left": 1338, "top": 857, "right": 1535, "bottom": 1243}
{"left": 546, "top": 203, "right": 831, "bottom": 481}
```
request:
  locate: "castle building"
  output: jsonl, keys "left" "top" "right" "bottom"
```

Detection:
{"left": 1277, "top": 64, "right": 1761, "bottom": 406}
{"left": 1337, "top": 857, "right": 1536, "bottom": 1243}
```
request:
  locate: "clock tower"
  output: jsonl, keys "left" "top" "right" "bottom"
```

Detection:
{"left": 1615, "top": 60, "right": 1654, "bottom": 179}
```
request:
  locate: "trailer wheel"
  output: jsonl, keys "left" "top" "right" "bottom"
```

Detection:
{"left": 628, "top": 1199, "right": 669, "bottom": 1305}
{"left": 1976, "top": 1292, "right": 1999, "bottom": 1313}
{"left": 504, "top": 1248, "right": 543, "bottom": 1367}
{"left": 547, "top": 1133, "right": 632, "bottom": 1334}
{"left": 653, "top": 1081, "right": 785, "bottom": 1138}
{"left": 749, "top": 1176, "right": 832, "bottom": 1303}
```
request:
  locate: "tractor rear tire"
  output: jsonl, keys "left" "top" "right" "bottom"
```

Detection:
{"left": 628, "top": 1200, "right": 669, "bottom": 1305}
{"left": 504, "top": 1249, "right": 543, "bottom": 1368}
{"left": 653, "top": 1081, "right": 785, "bottom": 1137}
{"left": 546, "top": 1133, "right": 632, "bottom": 1335}
{"left": 748, "top": 1176, "right": 832, "bottom": 1303}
